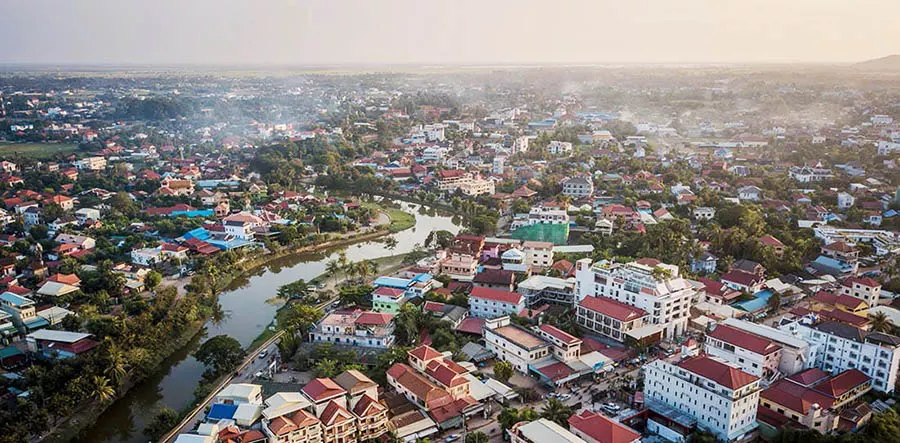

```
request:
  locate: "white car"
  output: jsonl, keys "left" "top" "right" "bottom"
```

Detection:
{"left": 254, "top": 370, "right": 264, "bottom": 378}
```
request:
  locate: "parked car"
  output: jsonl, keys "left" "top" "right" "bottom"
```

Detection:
{"left": 445, "top": 434, "right": 461, "bottom": 442}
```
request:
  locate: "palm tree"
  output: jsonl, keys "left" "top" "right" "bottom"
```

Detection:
{"left": 465, "top": 432, "right": 489, "bottom": 443}
{"left": 90, "top": 376, "right": 116, "bottom": 403}
{"left": 540, "top": 398, "right": 572, "bottom": 426}
{"left": 325, "top": 259, "right": 342, "bottom": 286}
{"left": 870, "top": 311, "right": 894, "bottom": 333}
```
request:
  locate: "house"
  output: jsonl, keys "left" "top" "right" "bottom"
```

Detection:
{"left": 55, "top": 233, "right": 96, "bottom": 250}
{"left": 720, "top": 269, "right": 765, "bottom": 293}
{"left": 516, "top": 275, "right": 576, "bottom": 307}
{"left": 48, "top": 195, "right": 74, "bottom": 211}
{"left": 73, "top": 156, "right": 106, "bottom": 171}
{"left": 705, "top": 323, "right": 782, "bottom": 379}
{"left": 547, "top": 141, "right": 573, "bottom": 155}
{"left": 74, "top": 207, "right": 101, "bottom": 224}
{"left": 789, "top": 165, "right": 834, "bottom": 183}
{"left": 738, "top": 186, "right": 762, "bottom": 201}
{"left": 26, "top": 329, "right": 98, "bottom": 358}
{"left": 759, "top": 235, "right": 785, "bottom": 257}
{"left": 469, "top": 287, "right": 525, "bottom": 319}
{"left": 0, "top": 288, "right": 46, "bottom": 331}
{"left": 759, "top": 368, "right": 871, "bottom": 434}
{"left": 371, "top": 287, "right": 407, "bottom": 313}
{"left": 693, "top": 207, "right": 715, "bottom": 221}
{"left": 222, "top": 212, "right": 265, "bottom": 241}
{"left": 482, "top": 317, "right": 551, "bottom": 374}
{"left": 472, "top": 269, "right": 516, "bottom": 291}
{"left": 509, "top": 419, "right": 586, "bottom": 443}
{"left": 837, "top": 192, "right": 855, "bottom": 210}
{"left": 691, "top": 252, "right": 718, "bottom": 274}
{"left": 216, "top": 383, "right": 263, "bottom": 405}
{"left": 522, "top": 241, "right": 554, "bottom": 270}
{"left": 644, "top": 355, "right": 760, "bottom": 441}
{"left": 839, "top": 277, "right": 882, "bottom": 311}
{"left": 568, "top": 410, "right": 641, "bottom": 443}
{"left": 309, "top": 310, "right": 395, "bottom": 348}
{"left": 22, "top": 206, "right": 42, "bottom": 226}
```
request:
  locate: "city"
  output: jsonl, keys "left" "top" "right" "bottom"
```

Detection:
{"left": 1, "top": 2, "right": 900, "bottom": 443}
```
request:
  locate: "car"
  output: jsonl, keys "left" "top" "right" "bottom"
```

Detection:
{"left": 558, "top": 394, "right": 571, "bottom": 400}
{"left": 603, "top": 402, "right": 621, "bottom": 411}
{"left": 445, "top": 434, "right": 461, "bottom": 442}
{"left": 254, "top": 370, "right": 264, "bottom": 378}
{"left": 258, "top": 350, "right": 268, "bottom": 359}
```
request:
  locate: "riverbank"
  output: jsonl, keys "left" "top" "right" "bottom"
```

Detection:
{"left": 44, "top": 221, "right": 395, "bottom": 442}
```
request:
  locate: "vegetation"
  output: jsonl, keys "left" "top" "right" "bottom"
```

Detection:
{"left": 493, "top": 360, "right": 514, "bottom": 384}
{"left": 194, "top": 335, "right": 246, "bottom": 380}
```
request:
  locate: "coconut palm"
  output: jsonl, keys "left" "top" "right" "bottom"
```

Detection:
{"left": 325, "top": 259, "right": 342, "bottom": 286}
{"left": 90, "top": 376, "right": 116, "bottom": 403}
{"left": 870, "top": 311, "right": 894, "bottom": 333}
{"left": 540, "top": 398, "right": 573, "bottom": 426}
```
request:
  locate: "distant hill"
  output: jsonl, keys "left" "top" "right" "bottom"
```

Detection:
{"left": 854, "top": 55, "right": 900, "bottom": 70}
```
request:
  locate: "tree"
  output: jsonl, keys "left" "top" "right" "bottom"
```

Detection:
{"left": 540, "top": 398, "right": 573, "bottom": 426}
{"left": 194, "top": 335, "right": 245, "bottom": 379}
{"left": 325, "top": 259, "right": 343, "bottom": 286}
{"left": 870, "top": 311, "right": 894, "bottom": 333}
{"left": 493, "top": 360, "right": 514, "bottom": 384}
{"left": 144, "top": 270, "right": 162, "bottom": 291}
{"left": 498, "top": 407, "right": 539, "bottom": 431}
{"left": 280, "top": 304, "right": 324, "bottom": 332}
{"left": 313, "top": 358, "right": 340, "bottom": 378}
{"left": 385, "top": 237, "right": 399, "bottom": 250}
{"left": 766, "top": 291, "right": 782, "bottom": 314}
{"left": 89, "top": 375, "right": 116, "bottom": 403}
{"left": 465, "top": 432, "right": 489, "bottom": 443}
{"left": 144, "top": 406, "right": 180, "bottom": 441}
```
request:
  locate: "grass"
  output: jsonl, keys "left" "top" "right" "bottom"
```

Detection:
{"left": 361, "top": 201, "right": 416, "bottom": 232}
{"left": 0, "top": 142, "right": 79, "bottom": 159}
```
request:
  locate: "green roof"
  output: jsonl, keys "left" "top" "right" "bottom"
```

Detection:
{"left": 510, "top": 223, "right": 569, "bottom": 245}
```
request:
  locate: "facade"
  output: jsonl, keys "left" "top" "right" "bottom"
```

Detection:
{"left": 469, "top": 287, "right": 525, "bottom": 319}
{"left": 74, "top": 156, "right": 107, "bottom": 171}
{"left": 310, "top": 310, "right": 395, "bottom": 349}
{"left": 692, "top": 207, "right": 715, "bottom": 221}
{"left": 575, "top": 259, "right": 694, "bottom": 339}
{"left": 759, "top": 368, "right": 871, "bottom": 434}
{"left": 644, "top": 356, "right": 760, "bottom": 441}
{"left": 483, "top": 317, "right": 552, "bottom": 373}
{"left": 721, "top": 318, "right": 813, "bottom": 377}
{"left": 522, "top": 241, "right": 554, "bottom": 270}
{"left": 780, "top": 320, "right": 900, "bottom": 393}
{"left": 516, "top": 275, "right": 576, "bottom": 307}
{"left": 705, "top": 324, "right": 782, "bottom": 379}
{"left": 371, "top": 287, "right": 407, "bottom": 313}
{"left": 840, "top": 276, "right": 881, "bottom": 308}
{"left": 789, "top": 166, "right": 834, "bottom": 183}
{"left": 548, "top": 141, "right": 573, "bottom": 155}
{"left": 577, "top": 295, "right": 652, "bottom": 344}
{"left": 436, "top": 169, "right": 471, "bottom": 192}
{"left": 562, "top": 176, "right": 594, "bottom": 198}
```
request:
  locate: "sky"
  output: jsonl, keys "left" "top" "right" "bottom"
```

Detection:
{"left": 1, "top": 0, "right": 898, "bottom": 66}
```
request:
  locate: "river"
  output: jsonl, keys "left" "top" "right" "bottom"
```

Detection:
{"left": 85, "top": 201, "right": 460, "bottom": 443}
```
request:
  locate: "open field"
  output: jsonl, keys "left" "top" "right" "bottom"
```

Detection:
{"left": 0, "top": 142, "right": 78, "bottom": 159}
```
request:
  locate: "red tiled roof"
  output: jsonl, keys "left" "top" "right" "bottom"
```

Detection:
{"left": 470, "top": 287, "right": 522, "bottom": 305}
{"left": 843, "top": 276, "right": 880, "bottom": 288}
{"left": 372, "top": 286, "right": 405, "bottom": 297}
{"left": 721, "top": 269, "right": 763, "bottom": 287}
{"left": 823, "top": 241, "right": 857, "bottom": 253}
{"left": 301, "top": 378, "right": 346, "bottom": 402}
{"left": 534, "top": 361, "right": 574, "bottom": 381}
{"left": 762, "top": 379, "right": 835, "bottom": 415}
{"left": 408, "top": 345, "right": 443, "bottom": 361}
{"left": 578, "top": 295, "right": 647, "bottom": 322}
{"left": 538, "top": 324, "right": 580, "bottom": 345}
{"left": 678, "top": 355, "right": 759, "bottom": 390}
{"left": 568, "top": 410, "right": 641, "bottom": 443}
{"left": 759, "top": 235, "right": 784, "bottom": 247}
{"left": 708, "top": 324, "right": 781, "bottom": 355}
{"left": 319, "top": 400, "right": 354, "bottom": 426}
{"left": 787, "top": 368, "right": 830, "bottom": 387}
{"left": 812, "top": 369, "right": 870, "bottom": 398}
{"left": 352, "top": 393, "right": 386, "bottom": 417}
{"left": 354, "top": 312, "right": 394, "bottom": 326}
{"left": 455, "top": 317, "right": 485, "bottom": 335}
{"left": 821, "top": 309, "right": 870, "bottom": 328}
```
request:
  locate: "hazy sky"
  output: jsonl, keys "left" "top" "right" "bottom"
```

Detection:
{"left": 1, "top": 0, "right": 898, "bottom": 65}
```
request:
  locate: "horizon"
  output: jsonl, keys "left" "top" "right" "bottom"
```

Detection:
{"left": 1, "top": 0, "right": 899, "bottom": 66}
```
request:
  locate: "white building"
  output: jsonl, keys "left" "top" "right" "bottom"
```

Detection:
{"left": 575, "top": 258, "right": 694, "bottom": 339}
{"left": 693, "top": 207, "right": 715, "bottom": 221}
{"left": 877, "top": 140, "right": 900, "bottom": 156}
{"left": 522, "top": 241, "right": 554, "bottom": 270}
{"left": 779, "top": 319, "right": 900, "bottom": 393}
{"left": 547, "top": 141, "right": 573, "bottom": 155}
{"left": 721, "top": 317, "right": 814, "bottom": 378}
{"left": 73, "top": 156, "right": 107, "bottom": 171}
{"left": 837, "top": 192, "right": 855, "bottom": 210}
{"left": 789, "top": 166, "right": 834, "bottom": 183}
{"left": 459, "top": 177, "right": 495, "bottom": 196}
{"left": 512, "top": 136, "right": 533, "bottom": 155}
{"left": 871, "top": 114, "right": 894, "bottom": 125}
{"left": 644, "top": 356, "right": 760, "bottom": 441}
{"left": 483, "top": 317, "right": 552, "bottom": 373}
{"left": 561, "top": 176, "right": 594, "bottom": 198}
{"left": 840, "top": 276, "right": 882, "bottom": 308}
{"left": 492, "top": 156, "right": 506, "bottom": 175}
{"left": 706, "top": 323, "right": 782, "bottom": 380}
{"left": 469, "top": 287, "right": 525, "bottom": 319}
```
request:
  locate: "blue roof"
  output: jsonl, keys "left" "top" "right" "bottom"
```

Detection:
{"left": 885, "top": 209, "right": 898, "bottom": 218}
{"left": 197, "top": 179, "right": 240, "bottom": 189}
{"left": 812, "top": 255, "right": 854, "bottom": 271}
{"left": 411, "top": 273, "right": 433, "bottom": 283}
{"left": 183, "top": 227, "right": 211, "bottom": 241}
{"left": 206, "top": 238, "right": 253, "bottom": 250}
{"left": 207, "top": 403, "right": 238, "bottom": 421}
{"left": 171, "top": 209, "right": 214, "bottom": 218}
{"left": 373, "top": 276, "right": 412, "bottom": 289}
{"left": 0, "top": 292, "right": 33, "bottom": 307}
{"left": 24, "top": 317, "right": 50, "bottom": 330}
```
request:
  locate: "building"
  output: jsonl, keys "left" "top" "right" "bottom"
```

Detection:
{"left": 371, "top": 287, "right": 407, "bottom": 313}
{"left": 839, "top": 276, "right": 881, "bottom": 308}
{"left": 517, "top": 275, "right": 576, "bottom": 307}
{"left": 73, "top": 156, "right": 106, "bottom": 171}
{"left": 436, "top": 169, "right": 472, "bottom": 192}
{"left": 759, "top": 368, "right": 871, "bottom": 434}
{"left": 690, "top": 252, "right": 718, "bottom": 274}
{"left": 310, "top": 310, "right": 395, "bottom": 348}
{"left": 548, "top": 141, "right": 573, "bottom": 155}
{"left": 458, "top": 177, "right": 495, "bottom": 196}
{"left": 780, "top": 319, "right": 900, "bottom": 393}
{"left": 693, "top": 207, "right": 715, "bottom": 221}
{"left": 469, "top": 287, "right": 525, "bottom": 319}
{"left": 576, "top": 295, "right": 653, "bottom": 344}
{"left": 789, "top": 165, "right": 834, "bottom": 183}
{"left": 216, "top": 383, "right": 263, "bottom": 405}
{"left": 562, "top": 176, "right": 594, "bottom": 198}
{"left": 837, "top": 192, "right": 855, "bottom": 210}
{"left": 483, "top": 317, "right": 552, "bottom": 373}
{"left": 705, "top": 323, "right": 782, "bottom": 380}
{"left": 644, "top": 355, "right": 760, "bottom": 441}
{"left": 575, "top": 258, "right": 695, "bottom": 339}
{"left": 568, "top": 410, "right": 641, "bottom": 443}
{"left": 25, "top": 329, "right": 98, "bottom": 358}
{"left": 509, "top": 419, "right": 586, "bottom": 443}
{"left": 522, "top": 241, "right": 554, "bottom": 270}
{"left": 721, "top": 318, "right": 813, "bottom": 377}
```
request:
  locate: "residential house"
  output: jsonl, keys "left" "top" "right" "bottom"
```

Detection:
{"left": 469, "top": 287, "right": 525, "bottom": 319}
{"left": 310, "top": 310, "right": 395, "bottom": 348}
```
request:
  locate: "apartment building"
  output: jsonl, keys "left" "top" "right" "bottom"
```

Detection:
{"left": 469, "top": 287, "right": 525, "bottom": 319}
{"left": 548, "top": 140, "right": 573, "bottom": 155}
{"left": 516, "top": 275, "right": 576, "bottom": 307}
{"left": 436, "top": 169, "right": 472, "bottom": 192}
{"left": 576, "top": 295, "right": 654, "bottom": 344}
{"left": 575, "top": 258, "right": 694, "bottom": 339}
{"left": 720, "top": 317, "right": 813, "bottom": 377}
{"left": 459, "top": 177, "right": 495, "bottom": 196}
{"left": 309, "top": 310, "right": 395, "bottom": 349}
{"left": 705, "top": 323, "right": 782, "bottom": 380}
{"left": 73, "top": 156, "right": 106, "bottom": 171}
{"left": 644, "top": 356, "right": 760, "bottom": 441}
{"left": 522, "top": 241, "right": 554, "bottom": 270}
{"left": 779, "top": 319, "right": 900, "bottom": 393}
{"left": 483, "top": 317, "right": 552, "bottom": 373}
{"left": 561, "top": 176, "right": 594, "bottom": 198}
